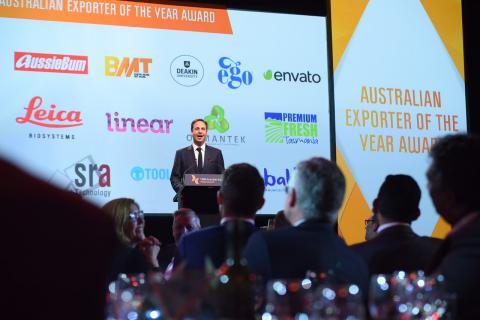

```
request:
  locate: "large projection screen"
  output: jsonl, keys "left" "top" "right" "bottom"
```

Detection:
{"left": 0, "top": 1, "right": 333, "bottom": 214}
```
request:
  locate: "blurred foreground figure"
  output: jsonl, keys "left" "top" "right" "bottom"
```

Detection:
{"left": 426, "top": 134, "right": 480, "bottom": 319}
{"left": 0, "top": 158, "right": 116, "bottom": 320}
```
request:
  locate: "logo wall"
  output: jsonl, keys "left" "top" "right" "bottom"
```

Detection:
{"left": 170, "top": 55, "right": 204, "bottom": 86}
{"left": 14, "top": 52, "right": 88, "bottom": 74}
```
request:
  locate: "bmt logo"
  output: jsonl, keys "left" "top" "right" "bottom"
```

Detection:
{"left": 105, "top": 56, "right": 152, "bottom": 78}
{"left": 131, "top": 167, "right": 171, "bottom": 181}
{"left": 217, "top": 57, "right": 253, "bottom": 89}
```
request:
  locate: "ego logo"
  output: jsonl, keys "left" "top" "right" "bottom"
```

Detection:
{"left": 217, "top": 57, "right": 253, "bottom": 89}
{"left": 131, "top": 167, "right": 171, "bottom": 181}
{"left": 105, "top": 56, "right": 152, "bottom": 78}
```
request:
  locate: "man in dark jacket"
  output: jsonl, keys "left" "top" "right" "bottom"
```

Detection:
{"left": 351, "top": 174, "right": 441, "bottom": 275}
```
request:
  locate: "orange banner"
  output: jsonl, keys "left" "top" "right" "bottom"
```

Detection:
{"left": 0, "top": 0, "right": 233, "bottom": 34}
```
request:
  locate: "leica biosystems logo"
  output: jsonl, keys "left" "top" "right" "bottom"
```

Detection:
{"left": 14, "top": 52, "right": 88, "bottom": 74}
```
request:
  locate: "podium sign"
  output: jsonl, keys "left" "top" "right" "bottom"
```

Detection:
{"left": 181, "top": 174, "right": 222, "bottom": 215}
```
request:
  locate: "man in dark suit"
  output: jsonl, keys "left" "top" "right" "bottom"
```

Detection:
{"left": 1, "top": 158, "right": 117, "bottom": 320}
{"left": 176, "top": 163, "right": 264, "bottom": 270}
{"left": 351, "top": 175, "right": 441, "bottom": 275}
{"left": 425, "top": 134, "right": 480, "bottom": 319}
{"left": 170, "top": 118, "right": 225, "bottom": 207}
{"left": 244, "top": 157, "right": 368, "bottom": 292}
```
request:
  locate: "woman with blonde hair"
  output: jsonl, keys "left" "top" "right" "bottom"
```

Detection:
{"left": 103, "top": 198, "right": 161, "bottom": 280}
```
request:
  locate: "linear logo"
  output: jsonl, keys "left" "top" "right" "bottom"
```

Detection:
{"left": 14, "top": 52, "right": 88, "bottom": 74}
{"left": 105, "top": 56, "right": 152, "bottom": 78}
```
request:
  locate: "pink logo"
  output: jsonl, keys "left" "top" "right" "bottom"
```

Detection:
{"left": 106, "top": 112, "right": 173, "bottom": 133}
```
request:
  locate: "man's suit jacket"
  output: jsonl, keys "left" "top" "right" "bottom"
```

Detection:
{"left": 177, "top": 220, "right": 256, "bottom": 270}
{"left": 244, "top": 219, "right": 369, "bottom": 293}
{"left": 170, "top": 144, "right": 224, "bottom": 202}
{"left": 351, "top": 225, "right": 441, "bottom": 275}
{"left": 426, "top": 216, "right": 480, "bottom": 320}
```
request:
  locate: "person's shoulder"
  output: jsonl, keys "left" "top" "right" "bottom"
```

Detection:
{"left": 205, "top": 145, "right": 222, "bottom": 153}
{"left": 177, "top": 145, "right": 193, "bottom": 153}
{"left": 182, "top": 224, "right": 224, "bottom": 243}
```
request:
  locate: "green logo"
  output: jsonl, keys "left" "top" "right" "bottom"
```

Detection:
{"left": 263, "top": 69, "right": 273, "bottom": 80}
{"left": 205, "top": 105, "right": 230, "bottom": 133}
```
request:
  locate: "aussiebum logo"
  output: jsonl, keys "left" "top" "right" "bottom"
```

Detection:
{"left": 106, "top": 112, "right": 173, "bottom": 133}
{"left": 16, "top": 96, "right": 83, "bottom": 128}
{"left": 14, "top": 52, "right": 88, "bottom": 74}
{"left": 105, "top": 56, "right": 152, "bottom": 78}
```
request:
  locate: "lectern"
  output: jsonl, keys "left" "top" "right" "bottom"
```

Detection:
{"left": 181, "top": 174, "right": 222, "bottom": 215}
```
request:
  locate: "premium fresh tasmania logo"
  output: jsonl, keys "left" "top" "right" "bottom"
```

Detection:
{"left": 264, "top": 112, "right": 319, "bottom": 144}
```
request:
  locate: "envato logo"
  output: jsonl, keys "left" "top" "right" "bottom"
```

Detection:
{"left": 106, "top": 112, "right": 173, "bottom": 134}
{"left": 263, "top": 69, "right": 321, "bottom": 83}
{"left": 264, "top": 112, "right": 319, "bottom": 144}
{"left": 16, "top": 96, "right": 83, "bottom": 128}
{"left": 14, "top": 52, "right": 88, "bottom": 74}
{"left": 217, "top": 57, "right": 253, "bottom": 89}
{"left": 131, "top": 167, "right": 171, "bottom": 181}
{"left": 170, "top": 55, "right": 204, "bottom": 86}
{"left": 105, "top": 56, "right": 152, "bottom": 78}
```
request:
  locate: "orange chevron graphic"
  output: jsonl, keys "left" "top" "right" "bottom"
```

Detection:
{"left": 420, "top": 0, "right": 465, "bottom": 79}
{"left": 331, "top": 0, "right": 371, "bottom": 244}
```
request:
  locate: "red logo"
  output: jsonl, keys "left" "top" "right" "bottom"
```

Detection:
{"left": 14, "top": 52, "right": 88, "bottom": 74}
{"left": 16, "top": 96, "right": 83, "bottom": 128}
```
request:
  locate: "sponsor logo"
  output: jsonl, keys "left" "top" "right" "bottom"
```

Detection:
{"left": 14, "top": 52, "right": 88, "bottom": 74}
{"left": 263, "top": 69, "right": 321, "bottom": 83}
{"left": 170, "top": 55, "right": 204, "bottom": 86}
{"left": 264, "top": 112, "right": 319, "bottom": 144}
{"left": 16, "top": 96, "right": 83, "bottom": 128}
{"left": 131, "top": 167, "right": 171, "bottom": 181}
{"left": 263, "top": 168, "right": 293, "bottom": 192}
{"left": 186, "top": 105, "right": 246, "bottom": 146}
{"left": 217, "top": 57, "right": 253, "bottom": 89}
{"left": 48, "top": 155, "right": 112, "bottom": 199}
{"left": 106, "top": 112, "right": 173, "bottom": 134}
{"left": 105, "top": 56, "right": 152, "bottom": 78}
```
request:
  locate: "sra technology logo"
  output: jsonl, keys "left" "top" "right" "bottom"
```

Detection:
{"left": 14, "top": 52, "right": 88, "bottom": 74}
{"left": 263, "top": 69, "right": 321, "bottom": 84}
{"left": 264, "top": 112, "right": 319, "bottom": 144}
{"left": 170, "top": 55, "right": 204, "bottom": 87}
{"left": 131, "top": 167, "right": 171, "bottom": 182}
{"left": 49, "top": 155, "right": 112, "bottom": 199}
{"left": 105, "top": 56, "right": 152, "bottom": 78}
{"left": 217, "top": 57, "right": 253, "bottom": 89}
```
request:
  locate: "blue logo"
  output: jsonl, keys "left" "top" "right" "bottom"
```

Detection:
{"left": 131, "top": 167, "right": 170, "bottom": 181}
{"left": 264, "top": 168, "right": 292, "bottom": 192}
{"left": 217, "top": 57, "right": 253, "bottom": 89}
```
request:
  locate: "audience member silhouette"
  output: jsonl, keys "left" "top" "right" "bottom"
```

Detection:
{"left": 1, "top": 158, "right": 117, "bottom": 320}
{"left": 158, "top": 208, "right": 200, "bottom": 278}
{"left": 176, "top": 163, "right": 264, "bottom": 269}
{"left": 425, "top": 134, "right": 480, "bottom": 319}
{"left": 103, "top": 198, "right": 161, "bottom": 281}
{"left": 351, "top": 174, "right": 441, "bottom": 275}
{"left": 244, "top": 157, "right": 368, "bottom": 292}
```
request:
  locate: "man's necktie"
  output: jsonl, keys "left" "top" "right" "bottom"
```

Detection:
{"left": 197, "top": 147, "right": 203, "bottom": 172}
